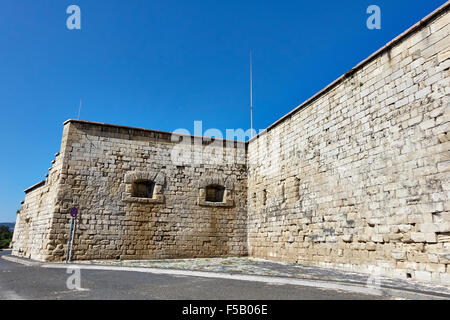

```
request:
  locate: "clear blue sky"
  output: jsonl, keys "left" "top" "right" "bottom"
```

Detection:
{"left": 0, "top": 0, "right": 446, "bottom": 222}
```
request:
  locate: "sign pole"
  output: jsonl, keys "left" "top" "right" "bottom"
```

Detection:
{"left": 66, "top": 207, "right": 78, "bottom": 264}
{"left": 65, "top": 217, "right": 74, "bottom": 263}
{"left": 69, "top": 218, "right": 76, "bottom": 262}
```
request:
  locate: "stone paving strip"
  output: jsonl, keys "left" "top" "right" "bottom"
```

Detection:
{"left": 77, "top": 257, "right": 450, "bottom": 299}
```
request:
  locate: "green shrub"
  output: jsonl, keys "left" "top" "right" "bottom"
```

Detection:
{"left": 0, "top": 226, "right": 12, "bottom": 249}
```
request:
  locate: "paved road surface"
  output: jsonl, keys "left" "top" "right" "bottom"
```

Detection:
{"left": 0, "top": 251, "right": 381, "bottom": 300}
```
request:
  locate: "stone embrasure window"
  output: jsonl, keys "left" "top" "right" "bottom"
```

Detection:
{"left": 132, "top": 180, "right": 155, "bottom": 198}
{"left": 123, "top": 171, "right": 165, "bottom": 204}
{"left": 205, "top": 185, "right": 225, "bottom": 202}
{"left": 197, "top": 177, "right": 234, "bottom": 207}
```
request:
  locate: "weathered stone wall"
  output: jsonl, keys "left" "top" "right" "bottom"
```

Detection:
{"left": 43, "top": 120, "right": 248, "bottom": 261}
{"left": 247, "top": 7, "right": 450, "bottom": 284}
{"left": 11, "top": 183, "right": 51, "bottom": 260}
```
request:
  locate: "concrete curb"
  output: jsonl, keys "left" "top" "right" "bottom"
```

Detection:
{"left": 379, "top": 286, "right": 450, "bottom": 300}
{"left": 3, "top": 254, "right": 449, "bottom": 300}
{"left": 1, "top": 255, "right": 42, "bottom": 267}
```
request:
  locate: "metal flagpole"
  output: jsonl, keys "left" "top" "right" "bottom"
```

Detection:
{"left": 77, "top": 99, "right": 82, "bottom": 120}
{"left": 250, "top": 51, "right": 253, "bottom": 138}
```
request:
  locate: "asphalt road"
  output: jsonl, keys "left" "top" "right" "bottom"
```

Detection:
{"left": 0, "top": 251, "right": 381, "bottom": 300}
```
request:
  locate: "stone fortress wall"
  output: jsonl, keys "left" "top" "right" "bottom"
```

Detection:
{"left": 14, "top": 120, "right": 248, "bottom": 261}
{"left": 12, "top": 3, "right": 450, "bottom": 284}
{"left": 11, "top": 181, "right": 54, "bottom": 260}
{"left": 247, "top": 5, "right": 450, "bottom": 283}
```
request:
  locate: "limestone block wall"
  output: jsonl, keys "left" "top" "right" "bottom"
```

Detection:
{"left": 247, "top": 7, "right": 450, "bottom": 284}
{"left": 11, "top": 182, "right": 51, "bottom": 260}
{"left": 44, "top": 120, "right": 248, "bottom": 261}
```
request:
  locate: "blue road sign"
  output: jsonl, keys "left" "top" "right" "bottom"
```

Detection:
{"left": 69, "top": 207, "right": 78, "bottom": 218}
